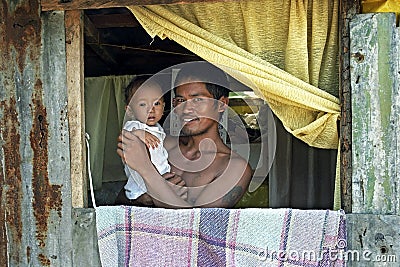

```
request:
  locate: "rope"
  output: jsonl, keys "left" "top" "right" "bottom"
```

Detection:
{"left": 85, "top": 133, "right": 97, "bottom": 209}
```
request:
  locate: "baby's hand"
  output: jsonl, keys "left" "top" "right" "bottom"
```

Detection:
{"left": 132, "top": 129, "right": 160, "bottom": 149}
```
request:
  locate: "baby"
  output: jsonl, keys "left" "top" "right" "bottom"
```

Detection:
{"left": 122, "top": 76, "right": 170, "bottom": 200}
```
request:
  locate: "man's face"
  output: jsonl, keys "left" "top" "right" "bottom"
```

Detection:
{"left": 129, "top": 84, "right": 165, "bottom": 126}
{"left": 173, "top": 81, "right": 223, "bottom": 136}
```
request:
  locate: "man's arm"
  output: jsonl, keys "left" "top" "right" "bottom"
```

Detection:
{"left": 118, "top": 130, "right": 192, "bottom": 208}
{"left": 119, "top": 130, "right": 251, "bottom": 208}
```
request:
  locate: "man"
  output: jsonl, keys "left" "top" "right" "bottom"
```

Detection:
{"left": 117, "top": 62, "right": 252, "bottom": 208}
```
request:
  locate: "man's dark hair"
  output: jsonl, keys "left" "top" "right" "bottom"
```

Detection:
{"left": 124, "top": 75, "right": 152, "bottom": 105}
{"left": 174, "top": 62, "right": 230, "bottom": 100}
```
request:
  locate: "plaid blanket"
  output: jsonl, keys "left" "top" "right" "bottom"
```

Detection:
{"left": 96, "top": 207, "right": 346, "bottom": 267}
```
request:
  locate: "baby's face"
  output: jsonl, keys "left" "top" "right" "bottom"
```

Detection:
{"left": 129, "top": 84, "right": 165, "bottom": 126}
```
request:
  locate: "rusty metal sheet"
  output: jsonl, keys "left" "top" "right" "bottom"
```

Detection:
{"left": 0, "top": 97, "right": 23, "bottom": 266}
{"left": 1, "top": 1, "right": 42, "bottom": 265}
{"left": 1, "top": 1, "right": 72, "bottom": 266}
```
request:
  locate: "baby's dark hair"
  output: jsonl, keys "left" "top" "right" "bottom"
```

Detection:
{"left": 174, "top": 62, "right": 230, "bottom": 100}
{"left": 124, "top": 75, "right": 153, "bottom": 105}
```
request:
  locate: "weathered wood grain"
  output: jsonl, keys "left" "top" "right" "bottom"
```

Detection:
{"left": 339, "top": 0, "right": 362, "bottom": 213}
{"left": 396, "top": 26, "right": 400, "bottom": 218}
{"left": 66, "top": 10, "right": 87, "bottom": 208}
{"left": 350, "top": 13, "right": 399, "bottom": 215}
{"left": 346, "top": 214, "right": 400, "bottom": 266}
{"left": 41, "top": 0, "right": 241, "bottom": 11}
{"left": 72, "top": 209, "right": 101, "bottom": 266}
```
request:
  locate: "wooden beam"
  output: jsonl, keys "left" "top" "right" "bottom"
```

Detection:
{"left": 84, "top": 14, "right": 119, "bottom": 67}
{"left": 41, "top": 0, "right": 240, "bottom": 11}
{"left": 339, "top": 0, "right": 361, "bottom": 213}
{"left": 350, "top": 13, "right": 399, "bottom": 215}
{"left": 66, "top": 10, "right": 88, "bottom": 208}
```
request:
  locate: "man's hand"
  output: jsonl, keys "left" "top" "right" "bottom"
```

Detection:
{"left": 118, "top": 131, "right": 189, "bottom": 208}
{"left": 117, "top": 133, "right": 125, "bottom": 163}
{"left": 162, "top": 172, "right": 188, "bottom": 200}
{"left": 117, "top": 130, "right": 153, "bottom": 174}
{"left": 132, "top": 129, "right": 160, "bottom": 149}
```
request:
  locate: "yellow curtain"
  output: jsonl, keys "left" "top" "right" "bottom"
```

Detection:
{"left": 128, "top": 0, "right": 340, "bottom": 149}
{"left": 362, "top": 0, "right": 400, "bottom": 23}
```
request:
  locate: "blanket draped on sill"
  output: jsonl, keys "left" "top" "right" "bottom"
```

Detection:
{"left": 96, "top": 206, "right": 346, "bottom": 267}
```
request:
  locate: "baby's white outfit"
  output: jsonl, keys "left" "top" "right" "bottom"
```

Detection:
{"left": 123, "top": 120, "right": 170, "bottom": 200}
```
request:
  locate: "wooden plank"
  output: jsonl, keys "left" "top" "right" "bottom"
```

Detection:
{"left": 339, "top": 0, "right": 362, "bottom": 213}
{"left": 346, "top": 214, "right": 400, "bottom": 266}
{"left": 397, "top": 26, "right": 400, "bottom": 217}
{"left": 72, "top": 208, "right": 101, "bottom": 266}
{"left": 41, "top": 0, "right": 240, "bottom": 11}
{"left": 350, "top": 13, "right": 399, "bottom": 215}
{"left": 39, "top": 10, "right": 74, "bottom": 266}
{"left": 66, "top": 10, "right": 88, "bottom": 208}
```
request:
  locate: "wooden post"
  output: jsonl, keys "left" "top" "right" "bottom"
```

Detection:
{"left": 350, "top": 13, "right": 400, "bottom": 215}
{"left": 339, "top": 0, "right": 361, "bottom": 213}
{"left": 72, "top": 209, "right": 101, "bottom": 266}
{"left": 65, "top": 10, "right": 87, "bottom": 208}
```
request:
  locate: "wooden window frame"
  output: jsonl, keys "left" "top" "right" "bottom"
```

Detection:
{"left": 50, "top": 0, "right": 360, "bottom": 210}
